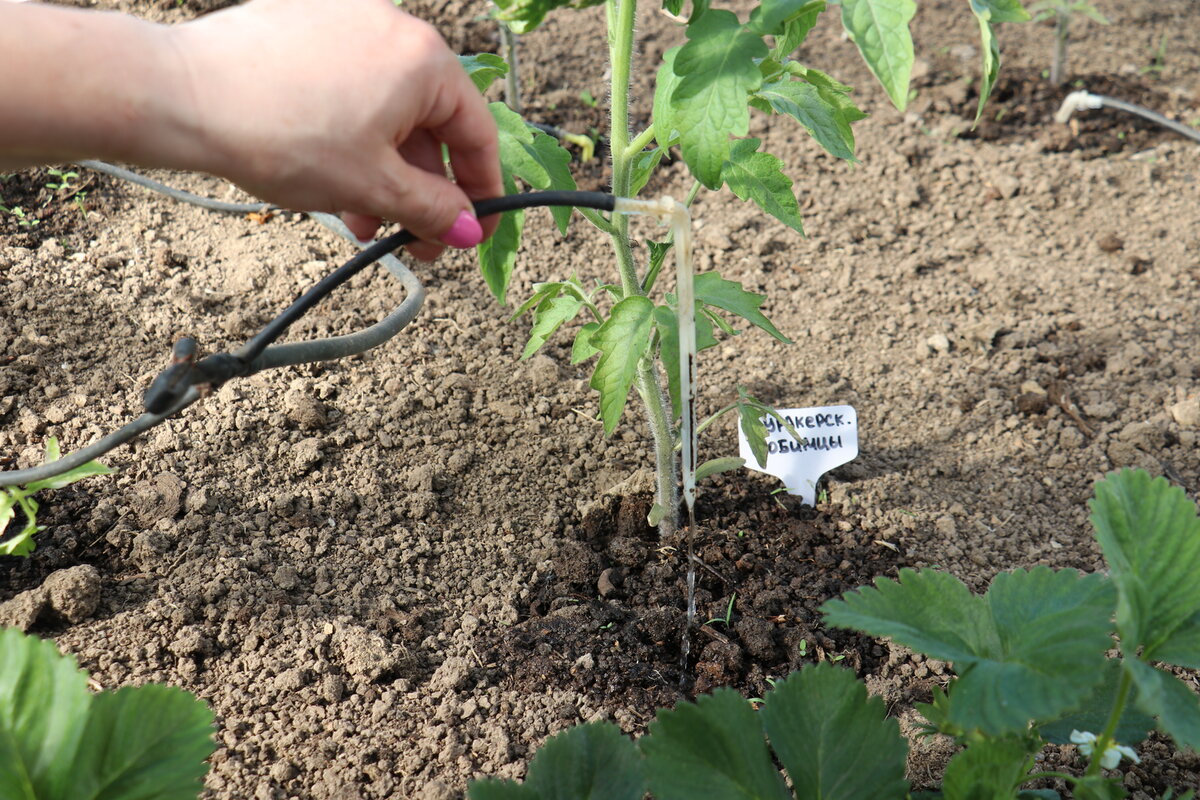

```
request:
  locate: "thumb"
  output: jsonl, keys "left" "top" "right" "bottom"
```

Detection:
{"left": 375, "top": 152, "right": 483, "bottom": 249}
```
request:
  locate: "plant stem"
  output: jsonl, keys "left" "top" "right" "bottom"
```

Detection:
{"left": 625, "top": 125, "right": 657, "bottom": 163}
{"left": 1051, "top": 9, "right": 1068, "bottom": 85}
{"left": 1022, "top": 771, "right": 1078, "bottom": 785}
{"left": 1085, "top": 667, "right": 1134, "bottom": 777}
{"left": 606, "top": 0, "right": 680, "bottom": 536}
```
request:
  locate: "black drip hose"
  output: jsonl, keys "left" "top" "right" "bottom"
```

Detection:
{"left": 143, "top": 191, "right": 617, "bottom": 413}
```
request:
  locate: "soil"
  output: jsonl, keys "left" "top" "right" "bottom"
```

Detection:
{"left": 3, "top": 0, "right": 1200, "bottom": 798}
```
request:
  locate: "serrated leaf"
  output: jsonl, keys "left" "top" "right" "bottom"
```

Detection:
{"left": 655, "top": 305, "right": 718, "bottom": 419}
{"left": 459, "top": 53, "right": 509, "bottom": 93}
{"left": 1125, "top": 657, "right": 1200, "bottom": 751}
{"left": 773, "top": 1, "right": 826, "bottom": 57}
{"left": 0, "top": 628, "right": 91, "bottom": 799}
{"left": 1040, "top": 660, "right": 1155, "bottom": 747}
{"left": 589, "top": 297, "right": 655, "bottom": 436}
{"left": 722, "top": 139, "right": 805, "bottom": 234}
{"left": 477, "top": 174, "right": 524, "bottom": 303}
{"left": 510, "top": 282, "right": 566, "bottom": 322}
{"left": 0, "top": 513, "right": 39, "bottom": 557}
{"left": 529, "top": 133, "right": 578, "bottom": 233}
{"left": 696, "top": 458, "right": 746, "bottom": 482}
{"left": 839, "top": 0, "right": 916, "bottom": 110}
{"left": 738, "top": 400, "right": 770, "bottom": 468}
{"left": 468, "top": 779, "right": 540, "bottom": 800}
{"left": 671, "top": 10, "right": 768, "bottom": 188}
{"left": 754, "top": 80, "right": 858, "bottom": 162}
{"left": 1089, "top": 469, "right": 1200, "bottom": 664}
{"left": 653, "top": 48, "right": 683, "bottom": 150}
{"left": 761, "top": 663, "right": 908, "bottom": 800}
{"left": 526, "top": 721, "right": 644, "bottom": 800}
{"left": 492, "top": 103, "right": 550, "bottom": 188}
{"left": 823, "top": 567, "right": 1115, "bottom": 735}
{"left": 941, "top": 736, "right": 1034, "bottom": 800}
{"left": 522, "top": 295, "right": 584, "bottom": 360}
{"left": 695, "top": 272, "right": 791, "bottom": 343}
{"left": 572, "top": 322, "right": 601, "bottom": 364}
{"left": 1153, "top": 610, "right": 1200, "bottom": 669}
{"left": 641, "top": 688, "right": 790, "bottom": 800}
{"left": 73, "top": 684, "right": 213, "bottom": 800}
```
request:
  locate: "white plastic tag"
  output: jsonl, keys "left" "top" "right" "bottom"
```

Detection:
{"left": 738, "top": 405, "right": 859, "bottom": 506}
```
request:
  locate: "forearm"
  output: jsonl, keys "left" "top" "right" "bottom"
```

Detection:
{"left": 0, "top": 2, "right": 199, "bottom": 171}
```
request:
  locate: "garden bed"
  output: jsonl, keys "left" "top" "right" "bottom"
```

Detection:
{"left": 2, "top": 0, "right": 1199, "bottom": 796}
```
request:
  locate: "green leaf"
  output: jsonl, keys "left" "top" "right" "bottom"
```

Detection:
{"left": 695, "top": 272, "right": 791, "bottom": 343}
{"left": 967, "top": 1, "right": 1029, "bottom": 122}
{"left": 526, "top": 721, "right": 645, "bottom": 800}
{"left": 477, "top": 174, "right": 524, "bottom": 303}
{"left": 589, "top": 297, "right": 655, "bottom": 436}
{"left": 572, "top": 322, "right": 601, "bottom": 364}
{"left": 969, "top": 0, "right": 1031, "bottom": 24}
{"left": 823, "top": 567, "right": 1115, "bottom": 735}
{"left": 653, "top": 48, "right": 683, "bottom": 150}
{"left": 510, "top": 282, "right": 566, "bottom": 322}
{"left": 1153, "top": 610, "right": 1200, "bottom": 669}
{"left": 529, "top": 133, "right": 578, "bottom": 234}
{"left": 1039, "top": 660, "right": 1155, "bottom": 747}
{"left": 748, "top": 0, "right": 824, "bottom": 36}
{"left": 1070, "top": 776, "right": 1127, "bottom": 800}
{"left": 73, "top": 684, "right": 213, "bottom": 800}
{"left": 696, "top": 458, "right": 746, "bottom": 482}
{"left": 493, "top": 103, "right": 551, "bottom": 188}
{"left": 492, "top": 0, "right": 606, "bottom": 33}
{"left": 459, "top": 53, "right": 508, "bottom": 93}
{"left": 722, "top": 139, "right": 805, "bottom": 235}
{"left": 0, "top": 629, "right": 91, "bottom": 799}
{"left": 642, "top": 239, "right": 674, "bottom": 294}
{"left": 838, "top": 0, "right": 916, "bottom": 110}
{"left": 1090, "top": 469, "right": 1200, "bottom": 664}
{"left": 761, "top": 663, "right": 908, "bottom": 800}
{"left": 773, "top": 1, "right": 825, "bottom": 57}
{"left": 941, "top": 736, "right": 1034, "bottom": 800}
{"left": 1125, "top": 658, "right": 1200, "bottom": 751}
{"left": 655, "top": 305, "right": 718, "bottom": 419}
{"left": 522, "top": 295, "right": 584, "bottom": 360}
{"left": 754, "top": 79, "right": 858, "bottom": 162}
{"left": 640, "top": 688, "right": 790, "bottom": 800}
{"left": 670, "top": 10, "right": 768, "bottom": 188}
{"left": 630, "top": 146, "right": 665, "bottom": 197}
{"left": 737, "top": 397, "right": 770, "bottom": 468}
{"left": 468, "top": 780, "right": 540, "bottom": 800}
{"left": 0, "top": 491, "right": 17, "bottom": 538}
{"left": 23, "top": 460, "right": 112, "bottom": 493}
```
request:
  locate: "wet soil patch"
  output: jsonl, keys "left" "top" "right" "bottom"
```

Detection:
{"left": 960, "top": 68, "right": 1187, "bottom": 157}
{"left": 480, "top": 474, "right": 906, "bottom": 712}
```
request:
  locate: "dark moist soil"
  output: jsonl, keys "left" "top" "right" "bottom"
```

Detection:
{"left": 484, "top": 473, "right": 906, "bottom": 709}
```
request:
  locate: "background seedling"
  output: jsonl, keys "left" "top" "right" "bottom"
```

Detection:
{"left": 0, "top": 438, "right": 111, "bottom": 556}
{"left": 1029, "top": 0, "right": 1109, "bottom": 85}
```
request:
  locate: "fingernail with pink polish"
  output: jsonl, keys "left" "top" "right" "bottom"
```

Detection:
{"left": 441, "top": 210, "right": 483, "bottom": 249}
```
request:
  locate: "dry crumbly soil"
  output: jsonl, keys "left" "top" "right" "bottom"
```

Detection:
{"left": 3, "top": 0, "right": 1200, "bottom": 797}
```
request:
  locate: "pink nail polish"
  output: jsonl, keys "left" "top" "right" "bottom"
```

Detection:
{"left": 441, "top": 210, "right": 483, "bottom": 249}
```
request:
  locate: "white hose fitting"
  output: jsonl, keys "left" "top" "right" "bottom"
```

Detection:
{"left": 1055, "top": 90, "right": 1104, "bottom": 124}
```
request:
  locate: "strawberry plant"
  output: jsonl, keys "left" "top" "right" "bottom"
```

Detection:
{"left": 461, "top": 0, "right": 1031, "bottom": 538}
{"left": 0, "top": 628, "right": 214, "bottom": 799}
{"left": 467, "top": 469, "right": 1200, "bottom": 798}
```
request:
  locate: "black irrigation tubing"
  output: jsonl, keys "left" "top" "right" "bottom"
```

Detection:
{"left": 0, "top": 175, "right": 616, "bottom": 486}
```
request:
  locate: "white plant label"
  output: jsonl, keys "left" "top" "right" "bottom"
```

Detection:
{"left": 738, "top": 405, "right": 859, "bottom": 506}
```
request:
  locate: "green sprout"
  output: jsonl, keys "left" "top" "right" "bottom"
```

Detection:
{"left": 1, "top": 438, "right": 112, "bottom": 557}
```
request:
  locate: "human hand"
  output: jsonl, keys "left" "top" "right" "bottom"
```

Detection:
{"left": 169, "top": 0, "right": 502, "bottom": 260}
